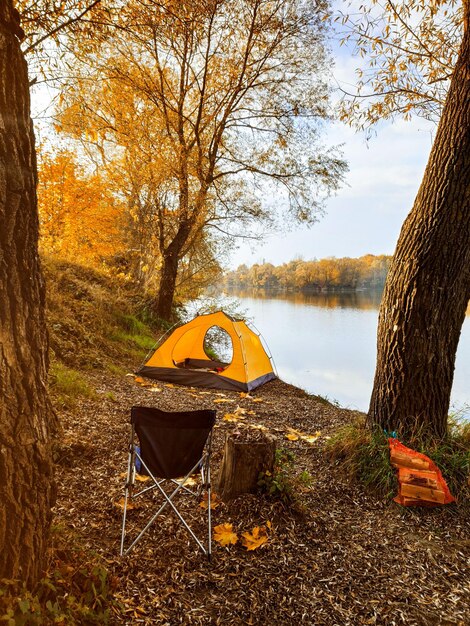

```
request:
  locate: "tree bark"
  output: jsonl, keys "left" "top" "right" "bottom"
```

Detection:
{"left": 218, "top": 432, "right": 276, "bottom": 502}
{"left": 155, "top": 217, "right": 195, "bottom": 320}
{"left": 0, "top": 1, "right": 56, "bottom": 586}
{"left": 155, "top": 250, "right": 179, "bottom": 321}
{"left": 368, "top": 2, "right": 470, "bottom": 440}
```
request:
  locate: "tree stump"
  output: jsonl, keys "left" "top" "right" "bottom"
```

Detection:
{"left": 218, "top": 431, "right": 276, "bottom": 501}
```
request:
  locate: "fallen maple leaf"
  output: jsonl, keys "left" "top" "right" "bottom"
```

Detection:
{"left": 223, "top": 412, "right": 246, "bottom": 422}
{"left": 285, "top": 433, "right": 299, "bottom": 441}
{"left": 134, "top": 376, "right": 146, "bottom": 384}
{"left": 114, "top": 497, "right": 138, "bottom": 511}
{"left": 148, "top": 387, "right": 162, "bottom": 393}
{"left": 199, "top": 492, "right": 220, "bottom": 510}
{"left": 241, "top": 526, "right": 269, "bottom": 551}
{"left": 213, "top": 398, "right": 233, "bottom": 404}
{"left": 213, "top": 523, "right": 238, "bottom": 546}
{"left": 301, "top": 431, "right": 321, "bottom": 444}
{"left": 251, "top": 398, "right": 264, "bottom": 403}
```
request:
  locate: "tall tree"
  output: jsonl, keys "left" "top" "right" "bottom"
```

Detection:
{"left": 0, "top": 0, "right": 55, "bottom": 585}
{"left": 58, "top": 0, "right": 346, "bottom": 320}
{"left": 366, "top": 0, "right": 470, "bottom": 438}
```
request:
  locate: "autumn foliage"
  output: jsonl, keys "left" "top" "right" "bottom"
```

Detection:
{"left": 37, "top": 149, "right": 123, "bottom": 268}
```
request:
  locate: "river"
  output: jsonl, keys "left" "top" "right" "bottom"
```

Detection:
{"left": 224, "top": 290, "right": 470, "bottom": 419}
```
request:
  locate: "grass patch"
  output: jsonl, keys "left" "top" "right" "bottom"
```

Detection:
{"left": 49, "top": 363, "right": 96, "bottom": 408}
{"left": 105, "top": 363, "right": 128, "bottom": 377}
{"left": 327, "top": 415, "right": 470, "bottom": 502}
{"left": 108, "top": 330, "right": 155, "bottom": 352}
{"left": 327, "top": 416, "right": 396, "bottom": 498}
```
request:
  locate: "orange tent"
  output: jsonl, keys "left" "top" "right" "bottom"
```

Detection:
{"left": 138, "top": 311, "right": 276, "bottom": 392}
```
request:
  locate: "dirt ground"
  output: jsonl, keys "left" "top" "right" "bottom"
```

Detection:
{"left": 54, "top": 374, "right": 470, "bottom": 625}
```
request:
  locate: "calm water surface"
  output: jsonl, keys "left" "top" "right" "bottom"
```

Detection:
{"left": 230, "top": 290, "right": 470, "bottom": 418}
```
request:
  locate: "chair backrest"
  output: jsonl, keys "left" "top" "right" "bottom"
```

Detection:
{"left": 131, "top": 406, "right": 216, "bottom": 479}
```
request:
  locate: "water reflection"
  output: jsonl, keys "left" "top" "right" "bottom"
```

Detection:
{"left": 227, "top": 288, "right": 383, "bottom": 310}
{"left": 227, "top": 290, "right": 469, "bottom": 419}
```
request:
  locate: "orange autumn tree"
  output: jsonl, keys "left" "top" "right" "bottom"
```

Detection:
{"left": 37, "top": 149, "right": 123, "bottom": 267}
{"left": 56, "top": 0, "right": 346, "bottom": 320}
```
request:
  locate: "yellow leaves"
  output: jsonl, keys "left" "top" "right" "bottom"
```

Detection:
{"left": 213, "top": 398, "right": 233, "bottom": 404}
{"left": 114, "top": 497, "right": 139, "bottom": 511}
{"left": 199, "top": 492, "right": 220, "bottom": 510}
{"left": 223, "top": 406, "right": 251, "bottom": 422}
{"left": 134, "top": 376, "right": 154, "bottom": 387}
{"left": 213, "top": 522, "right": 271, "bottom": 550}
{"left": 302, "top": 432, "right": 322, "bottom": 444}
{"left": 241, "top": 525, "right": 269, "bottom": 551}
{"left": 285, "top": 433, "right": 299, "bottom": 441}
{"left": 213, "top": 523, "right": 238, "bottom": 546}
{"left": 223, "top": 412, "right": 242, "bottom": 422}
{"left": 285, "top": 428, "right": 321, "bottom": 444}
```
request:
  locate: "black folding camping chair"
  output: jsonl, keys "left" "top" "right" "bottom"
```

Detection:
{"left": 120, "top": 406, "right": 216, "bottom": 559}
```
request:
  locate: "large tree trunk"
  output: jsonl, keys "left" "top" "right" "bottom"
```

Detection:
{"left": 368, "top": 3, "right": 470, "bottom": 440}
{"left": 0, "top": 1, "right": 55, "bottom": 586}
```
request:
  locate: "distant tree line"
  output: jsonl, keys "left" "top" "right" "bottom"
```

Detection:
{"left": 224, "top": 255, "right": 391, "bottom": 292}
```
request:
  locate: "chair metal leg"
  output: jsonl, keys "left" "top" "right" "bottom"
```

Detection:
{"left": 207, "top": 463, "right": 212, "bottom": 561}
{"left": 120, "top": 448, "right": 134, "bottom": 556}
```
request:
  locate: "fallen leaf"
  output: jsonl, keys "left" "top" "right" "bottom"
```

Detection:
{"left": 114, "top": 497, "right": 137, "bottom": 511}
{"left": 119, "top": 471, "right": 149, "bottom": 482}
{"left": 213, "top": 398, "right": 233, "bottom": 404}
{"left": 213, "top": 523, "right": 238, "bottom": 546}
{"left": 251, "top": 398, "right": 264, "bottom": 403}
{"left": 148, "top": 387, "right": 162, "bottom": 393}
{"left": 200, "top": 492, "right": 220, "bottom": 510}
{"left": 301, "top": 432, "right": 321, "bottom": 444}
{"left": 241, "top": 526, "right": 269, "bottom": 551}
{"left": 286, "top": 433, "right": 299, "bottom": 441}
{"left": 176, "top": 476, "right": 198, "bottom": 487}
{"left": 135, "top": 474, "right": 150, "bottom": 482}
{"left": 223, "top": 412, "right": 246, "bottom": 422}
{"left": 250, "top": 423, "right": 268, "bottom": 431}
{"left": 165, "top": 383, "right": 175, "bottom": 388}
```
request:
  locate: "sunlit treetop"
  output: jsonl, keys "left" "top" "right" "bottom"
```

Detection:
{"left": 334, "top": 0, "right": 464, "bottom": 127}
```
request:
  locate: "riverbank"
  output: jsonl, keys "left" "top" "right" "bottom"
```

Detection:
{"left": 52, "top": 372, "right": 469, "bottom": 625}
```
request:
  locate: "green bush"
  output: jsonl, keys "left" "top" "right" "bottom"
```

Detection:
{"left": 258, "top": 448, "right": 313, "bottom": 508}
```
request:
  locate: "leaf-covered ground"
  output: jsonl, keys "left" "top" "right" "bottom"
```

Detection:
{"left": 53, "top": 374, "right": 470, "bottom": 625}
